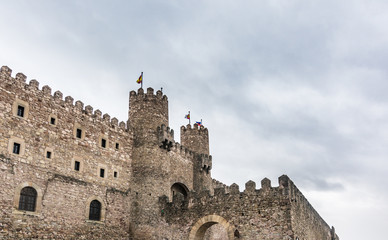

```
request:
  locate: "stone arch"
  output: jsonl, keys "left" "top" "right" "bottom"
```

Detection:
{"left": 170, "top": 182, "right": 189, "bottom": 201}
{"left": 189, "top": 215, "right": 235, "bottom": 240}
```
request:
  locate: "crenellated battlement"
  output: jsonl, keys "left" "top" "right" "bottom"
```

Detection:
{"left": 0, "top": 66, "right": 128, "bottom": 131}
{"left": 129, "top": 87, "right": 168, "bottom": 102}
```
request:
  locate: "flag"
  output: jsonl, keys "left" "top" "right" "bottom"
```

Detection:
{"left": 137, "top": 73, "right": 143, "bottom": 84}
{"left": 185, "top": 114, "right": 190, "bottom": 119}
{"left": 195, "top": 121, "right": 202, "bottom": 126}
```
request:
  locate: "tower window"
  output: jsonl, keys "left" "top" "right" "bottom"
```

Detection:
{"left": 100, "top": 168, "right": 105, "bottom": 178}
{"left": 18, "top": 187, "right": 37, "bottom": 212}
{"left": 115, "top": 143, "right": 119, "bottom": 150}
{"left": 89, "top": 200, "right": 101, "bottom": 221}
{"left": 114, "top": 171, "right": 118, "bottom": 178}
{"left": 74, "top": 161, "right": 80, "bottom": 171}
{"left": 13, "top": 143, "right": 21, "bottom": 154}
{"left": 17, "top": 105, "right": 25, "bottom": 117}
{"left": 76, "top": 128, "right": 82, "bottom": 139}
{"left": 101, "top": 138, "right": 106, "bottom": 148}
{"left": 50, "top": 117, "right": 56, "bottom": 125}
{"left": 46, "top": 151, "right": 52, "bottom": 159}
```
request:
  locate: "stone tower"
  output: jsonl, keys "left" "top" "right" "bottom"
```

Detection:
{"left": 128, "top": 87, "right": 171, "bottom": 238}
{"left": 181, "top": 123, "right": 213, "bottom": 193}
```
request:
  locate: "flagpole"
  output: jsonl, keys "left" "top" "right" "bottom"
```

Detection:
{"left": 141, "top": 72, "right": 143, "bottom": 89}
{"left": 189, "top": 111, "right": 191, "bottom": 125}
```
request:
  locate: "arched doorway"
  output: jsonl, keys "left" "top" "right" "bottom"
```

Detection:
{"left": 189, "top": 215, "right": 235, "bottom": 240}
{"left": 171, "top": 182, "right": 189, "bottom": 201}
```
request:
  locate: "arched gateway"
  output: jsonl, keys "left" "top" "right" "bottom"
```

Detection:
{"left": 189, "top": 215, "right": 235, "bottom": 240}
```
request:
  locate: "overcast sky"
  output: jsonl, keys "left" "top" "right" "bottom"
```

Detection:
{"left": 1, "top": 0, "right": 388, "bottom": 239}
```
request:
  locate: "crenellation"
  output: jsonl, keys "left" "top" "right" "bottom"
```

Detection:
{"left": 261, "top": 177, "right": 271, "bottom": 190}
{"left": 53, "top": 90, "right": 63, "bottom": 101}
{"left": 85, "top": 105, "right": 93, "bottom": 115}
{"left": 74, "top": 100, "right": 84, "bottom": 111}
{"left": 111, "top": 117, "right": 118, "bottom": 126}
{"left": 1, "top": 65, "right": 12, "bottom": 76}
{"left": 15, "top": 72, "right": 27, "bottom": 83}
{"left": 156, "top": 90, "right": 163, "bottom": 98}
{"left": 65, "top": 95, "right": 74, "bottom": 105}
{"left": 244, "top": 180, "right": 256, "bottom": 194}
{"left": 230, "top": 183, "right": 240, "bottom": 194}
{"left": 94, "top": 109, "right": 102, "bottom": 118}
{"left": 42, "top": 85, "right": 51, "bottom": 96}
{"left": 119, "top": 121, "right": 126, "bottom": 130}
{"left": 103, "top": 113, "right": 110, "bottom": 122}
{"left": 28, "top": 79, "right": 39, "bottom": 89}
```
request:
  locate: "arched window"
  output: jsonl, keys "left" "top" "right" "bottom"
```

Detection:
{"left": 18, "top": 187, "right": 37, "bottom": 212}
{"left": 89, "top": 200, "right": 101, "bottom": 221}
{"left": 171, "top": 182, "right": 189, "bottom": 201}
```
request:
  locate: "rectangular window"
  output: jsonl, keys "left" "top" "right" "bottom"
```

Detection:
{"left": 100, "top": 168, "right": 105, "bottom": 178}
{"left": 13, "top": 143, "right": 21, "bottom": 154}
{"left": 50, "top": 117, "right": 56, "bottom": 125}
{"left": 101, "top": 138, "right": 106, "bottom": 148}
{"left": 114, "top": 171, "right": 118, "bottom": 178}
{"left": 17, "top": 105, "right": 25, "bottom": 117}
{"left": 74, "top": 161, "right": 80, "bottom": 171}
{"left": 115, "top": 143, "right": 119, "bottom": 149}
{"left": 46, "top": 151, "right": 52, "bottom": 159}
{"left": 76, "top": 128, "right": 82, "bottom": 139}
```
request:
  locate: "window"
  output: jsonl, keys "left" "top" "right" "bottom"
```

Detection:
{"left": 100, "top": 168, "right": 105, "bottom": 178}
{"left": 114, "top": 171, "right": 118, "bottom": 178}
{"left": 76, "top": 128, "right": 82, "bottom": 139}
{"left": 50, "top": 117, "right": 56, "bottom": 125}
{"left": 46, "top": 151, "right": 52, "bottom": 159}
{"left": 101, "top": 138, "right": 106, "bottom": 148}
{"left": 115, "top": 143, "right": 119, "bottom": 150}
{"left": 88, "top": 200, "right": 101, "bottom": 221}
{"left": 17, "top": 105, "right": 25, "bottom": 117}
{"left": 18, "top": 187, "right": 37, "bottom": 212}
{"left": 13, "top": 143, "right": 21, "bottom": 154}
{"left": 74, "top": 161, "right": 80, "bottom": 171}
{"left": 12, "top": 99, "right": 29, "bottom": 119}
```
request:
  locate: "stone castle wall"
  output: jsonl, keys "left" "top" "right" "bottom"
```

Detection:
{"left": 0, "top": 66, "right": 133, "bottom": 239}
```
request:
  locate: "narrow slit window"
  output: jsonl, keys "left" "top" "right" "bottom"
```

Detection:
{"left": 50, "top": 117, "right": 56, "bottom": 125}
{"left": 115, "top": 143, "right": 119, "bottom": 150}
{"left": 76, "top": 128, "right": 82, "bottom": 139}
{"left": 13, "top": 142, "right": 21, "bottom": 154}
{"left": 74, "top": 161, "right": 80, "bottom": 171}
{"left": 114, "top": 171, "right": 118, "bottom": 178}
{"left": 46, "top": 151, "right": 52, "bottom": 159}
{"left": 100, "top": 168, "right": 105, "bottom": 178}
{"left": 101, "top": 138, "right": 106, "bottom": 148}
{"left": 17, "top": 105, "right": 25, "bottom": 117}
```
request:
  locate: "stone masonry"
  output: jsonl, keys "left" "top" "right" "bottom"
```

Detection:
{"left": 0, "top": 66, "right": 339, "bottom": 239}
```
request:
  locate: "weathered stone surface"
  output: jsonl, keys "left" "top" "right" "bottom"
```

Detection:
{"left": 0, "top": 66, "right": 339, "bottom": 240}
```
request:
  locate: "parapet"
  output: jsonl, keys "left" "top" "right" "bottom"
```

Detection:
{"left": 129, "top": 87, "right": 168, "bottom": 101}
{"left": 0, "top": 66, "right": 129, "bottom": 132}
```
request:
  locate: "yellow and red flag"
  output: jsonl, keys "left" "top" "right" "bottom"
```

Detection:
{"left": 137, "top": 72, "right": 143, "bottom": 84}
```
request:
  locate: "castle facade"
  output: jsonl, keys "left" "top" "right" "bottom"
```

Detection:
{"left": 0, "top": 66, "right": 339, "bottom": 239}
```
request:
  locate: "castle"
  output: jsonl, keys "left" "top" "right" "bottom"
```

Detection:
{"left": 0, "top": 66, "right": 339, "bottom": 240}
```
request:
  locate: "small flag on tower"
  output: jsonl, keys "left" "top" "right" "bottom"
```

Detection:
{"left": 185, "top": 111, "right": 191, "bottom": 124}
{"left": 137, "top": 72, "right": 143, "bottom": 84}
{"left": 195, "top": 121, "right": 202, "bottom": 126}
